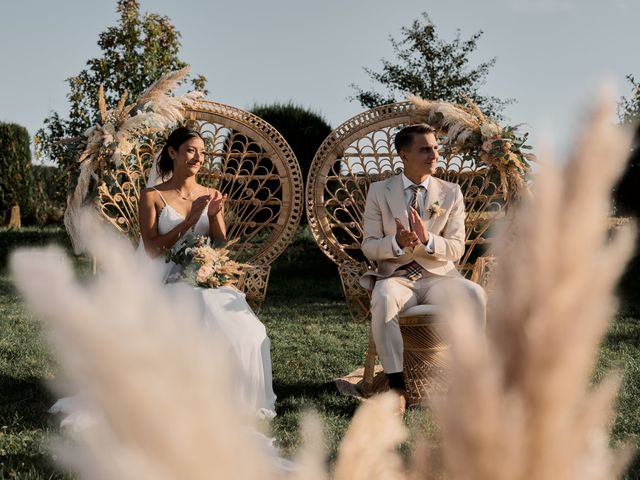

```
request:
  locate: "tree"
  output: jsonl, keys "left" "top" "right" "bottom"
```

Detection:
{"left": 35, "top": 0, "right": 206, "bottom": 170}
{"left": 250, "top": 102, "right": 332, "bottom": 224}
{"left": 31, "top": 164, "right": 67, "bottom": 225}
{"left": 250, "top": 102, "right": 332, "bottom": 184}
{"left": 614, "top": 75, "right": 640, "bottom": 218}
{"left": 350, "top": 13, "right": 513, "bottom": 120}
{"left": 0, "top": 123, "right": 33, "bottom": 224}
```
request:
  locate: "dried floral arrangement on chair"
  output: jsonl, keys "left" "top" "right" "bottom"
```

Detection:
{"left": 64, "top": 67, "right": 202, "bottom": 250}
{"left": 61, "top": 67, "right": 303, "bottom": 310}
{"left": 409, "top": 94, "right": 535, "bottom": 200}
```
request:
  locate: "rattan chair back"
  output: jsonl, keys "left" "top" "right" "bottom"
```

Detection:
{"left": 98, "top": 100, "right": 304, "bottom": 309}
{"left": 306, "top": 101, "right": 509, "bottom": 319}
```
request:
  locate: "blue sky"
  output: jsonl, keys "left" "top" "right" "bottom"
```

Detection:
{"left": 0, "top": 0, "right": 638, "bottom": 159}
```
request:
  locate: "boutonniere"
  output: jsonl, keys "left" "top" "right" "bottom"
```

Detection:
{"left": 428, "top": 201, "right": 444, "bottom": 219}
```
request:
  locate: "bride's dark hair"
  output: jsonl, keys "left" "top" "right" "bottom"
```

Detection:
{"left": 157, "top": 127, "right": 204, "bottom": 179}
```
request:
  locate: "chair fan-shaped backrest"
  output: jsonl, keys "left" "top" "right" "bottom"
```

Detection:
{"left": 98, "top": 100, "right": 304, "bottom": 309}
{"left": 306, "top": 101, "right": 510, "bottom": 319}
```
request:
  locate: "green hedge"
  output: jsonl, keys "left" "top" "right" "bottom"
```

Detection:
{"left": 251, "top": 102, "right": 332, "bottom": 186}
{"left": 0, "top": 227, "right": 73, "bottom": 270}
{"left": 0, "top": 123, "right": 33, "bottom": 223}
{"left": 30, "top": 165, "right": 66, "bottom": 226}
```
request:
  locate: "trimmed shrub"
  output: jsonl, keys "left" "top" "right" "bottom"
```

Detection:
{"left": 613, "top": 125, "right": 640, "bottom": 218}
{"left": 251, "top": 102, "right": 332, "bottom": 186}
{"left": 0, "top": 123, "right": 32, "bottom": 224}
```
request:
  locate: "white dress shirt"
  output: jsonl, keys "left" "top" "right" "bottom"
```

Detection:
{"left": 391, "top": 174, "right": 435, "bottom": 256}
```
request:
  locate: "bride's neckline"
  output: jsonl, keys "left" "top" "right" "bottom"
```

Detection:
{"left": 159, "top": 202, "right": 208, "bottom": 221}
{"left": 155, "top": 187, "right": 210, "bottom": 220}
{"left": 159, "top": 202, "right": 186, "bottom": 220}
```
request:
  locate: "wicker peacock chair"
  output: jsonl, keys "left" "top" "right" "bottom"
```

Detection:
{"left": 306, "top": 100, "right": 529, "bottom": 403}
{"left": 96, "top": 100, "right": 304, "bottom": 310}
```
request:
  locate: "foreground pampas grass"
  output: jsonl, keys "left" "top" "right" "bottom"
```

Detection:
{"left": 9, "top": 97, "right": 636, "bottom": 479}
{"left": 334, "top": 392, "right": 407, "bottom": 480}
{"left": 432, "top": 97, "right": 637, "bottom": 480}
{"left": 10, "top": 212, "right": 273, "bottom": 480}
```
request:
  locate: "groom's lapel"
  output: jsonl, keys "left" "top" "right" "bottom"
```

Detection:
{"left": 424, "top": 176, "right": 443, "bottom": 229}
{"left": 386, "top": 175, "right": 409, "bottom": 230}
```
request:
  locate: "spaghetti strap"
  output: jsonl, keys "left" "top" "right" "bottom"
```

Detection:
{"left": 152, "top": 187, "right": 168, "bottom": 206}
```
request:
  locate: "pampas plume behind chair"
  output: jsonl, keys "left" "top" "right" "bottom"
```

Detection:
{"left": 9, "top": 96, "right": 636, "bottom": 479}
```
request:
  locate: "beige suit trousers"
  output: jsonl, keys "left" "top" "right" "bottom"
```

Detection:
{"left": 371, "top": 271, "right": 487, "bottom": 374}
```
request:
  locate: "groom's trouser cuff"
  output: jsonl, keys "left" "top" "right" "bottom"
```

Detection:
{"left": 386, "top": 372, "right": 406, "bottom": 392}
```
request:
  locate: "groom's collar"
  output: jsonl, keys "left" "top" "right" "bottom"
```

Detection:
{"left": 401, "top": 173, "right": 431, "bottom": 190}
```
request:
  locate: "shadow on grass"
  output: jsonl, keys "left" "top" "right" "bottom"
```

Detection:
{"left": 0, "top": 454, "right": 65, "bottom": 480}
{"left": 0, "top": 274, "right": 17, "bottom": 298}
{"left": 0, "top": 375, "right": 54, "bottom": 430}
{"left": 273, "top": 380, "right": 335, "bottom": 400}
{"left": 0, "top": 376, "right": 63, "bottom": 478}
{"left": 603, "top": 330, "right": 640, "bottom": 349}
{"left": 618, "top": 246, "right": 640, "bottom": 314}
{"left": 623, "top": 454, "right": 640, "bottom": 480}
{"left": 602, "top": 315, "right": 640, "bottom": 350}
{"left": 274, "top": 381, "right": 357, "bottom": 414}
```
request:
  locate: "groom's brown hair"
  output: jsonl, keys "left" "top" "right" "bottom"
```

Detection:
{"left": 394, "top": 124, "right": 436, "bottom": 154}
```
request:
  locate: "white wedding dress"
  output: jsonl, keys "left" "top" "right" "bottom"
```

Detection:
{"left": 155, "top": 191, "right": 277, "bottom": 419}
{"left": 50, "top": 150, "right": 293, "bottom": 471}
{"left": 51, "top": 193, "right": 278, "bottom": 425}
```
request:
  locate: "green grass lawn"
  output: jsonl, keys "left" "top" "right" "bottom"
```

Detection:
{"left": 0, "top": 227, "right": 639, "bottom": 479}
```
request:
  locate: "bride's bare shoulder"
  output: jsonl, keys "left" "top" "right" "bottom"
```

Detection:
{"left": 140, "top": 184, "right": 168, "bottom": 206}
{"left": 142, "top": 181, "right": 171, "bottom": 196}
{"left": 140, "top": 187, "right": 155, "bottom": 199}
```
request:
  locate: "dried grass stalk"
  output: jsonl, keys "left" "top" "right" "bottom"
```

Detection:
{"left": 432, "top": 96, "right": 636, "bottom": 480}
{"left": 9, "top": 97, "right": 636, "bottom": 480}
{"left": 292, "top": 412, "right": 328, "bottom": 480}
{"left": 11, "top": 211, "right": 274, "bottom": 480}
{"left": 334, "top": 392, "right": 407, "bottom": 480}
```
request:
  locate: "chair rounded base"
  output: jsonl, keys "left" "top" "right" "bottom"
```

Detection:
{"left": 361, "top": 314, "right": 450, "bottom": 405}
{"left": 401, "top": 314, "right": 450, "bottom": 404}
{"left": 360, "top": 361, "right": 448, "bottom": 407}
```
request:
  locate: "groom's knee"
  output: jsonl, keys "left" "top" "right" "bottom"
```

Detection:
{"left": 428, "top": 278, "right": 486, "bottom": 327}
{"left": 459, "top": 279, "right": 487, "bottom": 328}
{"left": 371, "top": 280, "right": 404, "bottom": 324}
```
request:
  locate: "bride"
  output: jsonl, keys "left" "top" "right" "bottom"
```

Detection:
{"left": 50, "top": 126, "right": 291, "bottom": 469}
{"left": 137, "top": 126, "right": 277, "bottom": 419}
{"left": 51, "top": 127, "right": 277, "bottom": 426}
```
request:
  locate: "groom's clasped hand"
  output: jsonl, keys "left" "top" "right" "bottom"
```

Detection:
{"left": 393, "top": 207, "right": 429, "bottom": 249}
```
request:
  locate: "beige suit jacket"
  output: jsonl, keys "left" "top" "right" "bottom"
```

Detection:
{"left": 359, "top": 174, "right": 466, "bottom": 290}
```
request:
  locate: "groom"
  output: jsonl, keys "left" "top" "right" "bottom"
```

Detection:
{"left": 359, "top": 124, "right": 487, "bottom": 409}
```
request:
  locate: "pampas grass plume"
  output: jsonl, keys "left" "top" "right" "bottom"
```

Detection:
{"left": 334, "top": 392, "right": 407, "bottom": 480}
{"left": 10, "top": 95, "right": 637, "bottom": 480}
{"left": 11, "top": 211, "right": 274, "bottom": 480}
{"left": 433, "top": 95, "right": 636, "bottom": 480}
